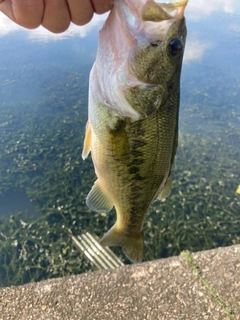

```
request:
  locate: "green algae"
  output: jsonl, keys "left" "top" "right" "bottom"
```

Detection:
{"left": 181, "top": 250, "right": 235, "bottom": 320}
{"left": 0, "top": 66, "right": 240, "bottom": 287}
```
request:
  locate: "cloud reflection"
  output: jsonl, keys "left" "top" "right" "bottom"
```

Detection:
{"left": 186, "top": 0, "right": 238, "bottom": 20}
{"left": 0, "top": 12, "right": 22, "bottom": 36}
{"left": 184, "top": 39, "right": 212, "bottom": 63}
{"left": 1, "top": 0, "right": 239, "bottom": 40}
{"left": 0, "top": 12, "right": 107, "bottom": 41}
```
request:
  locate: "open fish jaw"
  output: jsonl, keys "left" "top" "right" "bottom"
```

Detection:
{"left": 91, "top": 0, "right": 188, "bottom": 120}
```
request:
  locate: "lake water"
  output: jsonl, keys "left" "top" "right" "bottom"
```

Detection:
{"left": 0, "top": 0, "right": 239, "bottom": 287}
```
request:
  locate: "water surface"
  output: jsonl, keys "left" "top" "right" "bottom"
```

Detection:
{"left": 0, "top": 0, "right": 239, "bottom": 287}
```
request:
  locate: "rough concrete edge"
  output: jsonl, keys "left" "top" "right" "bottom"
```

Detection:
{"left": 0, "top": 245, "right": 239, "bottom": 320}
{"left": 181, "top": 250, "right": 235, "bottom": 320}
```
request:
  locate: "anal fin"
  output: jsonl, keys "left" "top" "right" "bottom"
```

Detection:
{"left": 82, "top": 120, "right": 92, "bottom": 160}
{"left": 86, "top": 180, "right": 113, "bottom": 213}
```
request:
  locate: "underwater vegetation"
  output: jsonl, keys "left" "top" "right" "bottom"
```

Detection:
{"left": 0, "top": 65, "right": 239, "bottom": 287}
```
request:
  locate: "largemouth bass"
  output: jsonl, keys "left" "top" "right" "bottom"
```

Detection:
{"left": 82, "top": 0, "right": 188, "bottom": 262}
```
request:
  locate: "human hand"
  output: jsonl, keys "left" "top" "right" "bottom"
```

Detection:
{"left": 0, "top": 0, "right": 114, "bottom": 33}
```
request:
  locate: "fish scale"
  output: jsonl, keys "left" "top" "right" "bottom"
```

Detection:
{"left": 82, "top": 0, "right": 188, "bottom": 262}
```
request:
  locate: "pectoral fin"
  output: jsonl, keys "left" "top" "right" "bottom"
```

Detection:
{"left": 156, "top": 175, "right": 172, "bottom": 201}
{"left": 82, "top": 120, "right": 92, "bottom": 160}
{"left": 86, "top": 180, "right": 113, "bottom": 213}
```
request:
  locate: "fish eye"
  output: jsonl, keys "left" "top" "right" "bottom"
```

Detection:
{"left": 168, "top": 38, "right": 183, "bottom": 56}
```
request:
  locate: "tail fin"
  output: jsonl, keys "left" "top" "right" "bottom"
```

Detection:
{"left": 99, "top": 225, "right": 144, "bottom": 263}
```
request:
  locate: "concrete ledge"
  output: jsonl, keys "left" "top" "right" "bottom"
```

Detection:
{"left": 0, "top": 245, "right": 239, "bottom": 320}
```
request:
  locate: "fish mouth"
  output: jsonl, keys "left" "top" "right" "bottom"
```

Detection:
{"left": 142, "top": 0, "right": 188, "bottom": 22}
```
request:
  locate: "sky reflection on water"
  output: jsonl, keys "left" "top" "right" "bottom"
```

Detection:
{"left": 0, "top": 0, "right": 239, "bottom": 222}
{"left": 0, "top": 0, "right": 240, "bottom": 67}
{"left": 0, "top": 0, "right": 239, "bottom": 106}
{"left": 0, "top": 0, "right": 240, "bottom": 197}
{"left": 0, "top": 0, "right": 239, "bottom": 284}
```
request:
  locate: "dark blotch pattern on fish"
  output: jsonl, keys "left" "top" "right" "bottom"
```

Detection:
{"left": 129, "top": 166, "right": 140, "bottom": 174}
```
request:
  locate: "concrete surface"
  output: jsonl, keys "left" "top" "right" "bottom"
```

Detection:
{"left": 0, "top": 245, "right": 239, "bottom": 320}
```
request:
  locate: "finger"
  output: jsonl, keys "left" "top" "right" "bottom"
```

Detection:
{"left": 0, "top": 0, "right": 44, "bottom": 29}
{"left": 42, "top": 0, "right": 71, "bottom": 33}
{"left": 67, "top": 0, "right": 94, "bottom": 26}
{"left": 91, "top": 0, "right": 113, "bottom": 14}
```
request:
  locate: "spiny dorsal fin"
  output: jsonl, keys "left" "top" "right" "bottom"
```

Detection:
{"left": 82, "top": 120, "right": 92, "bottom": 160}
{"left": 156, "top": 175, "right": 172, "bottom": 201}
{"left": 100, "top": 225, "right": 144, "bottom": 263}
{"left": 86, "top": 180, "right": 113, "bottom": 213}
